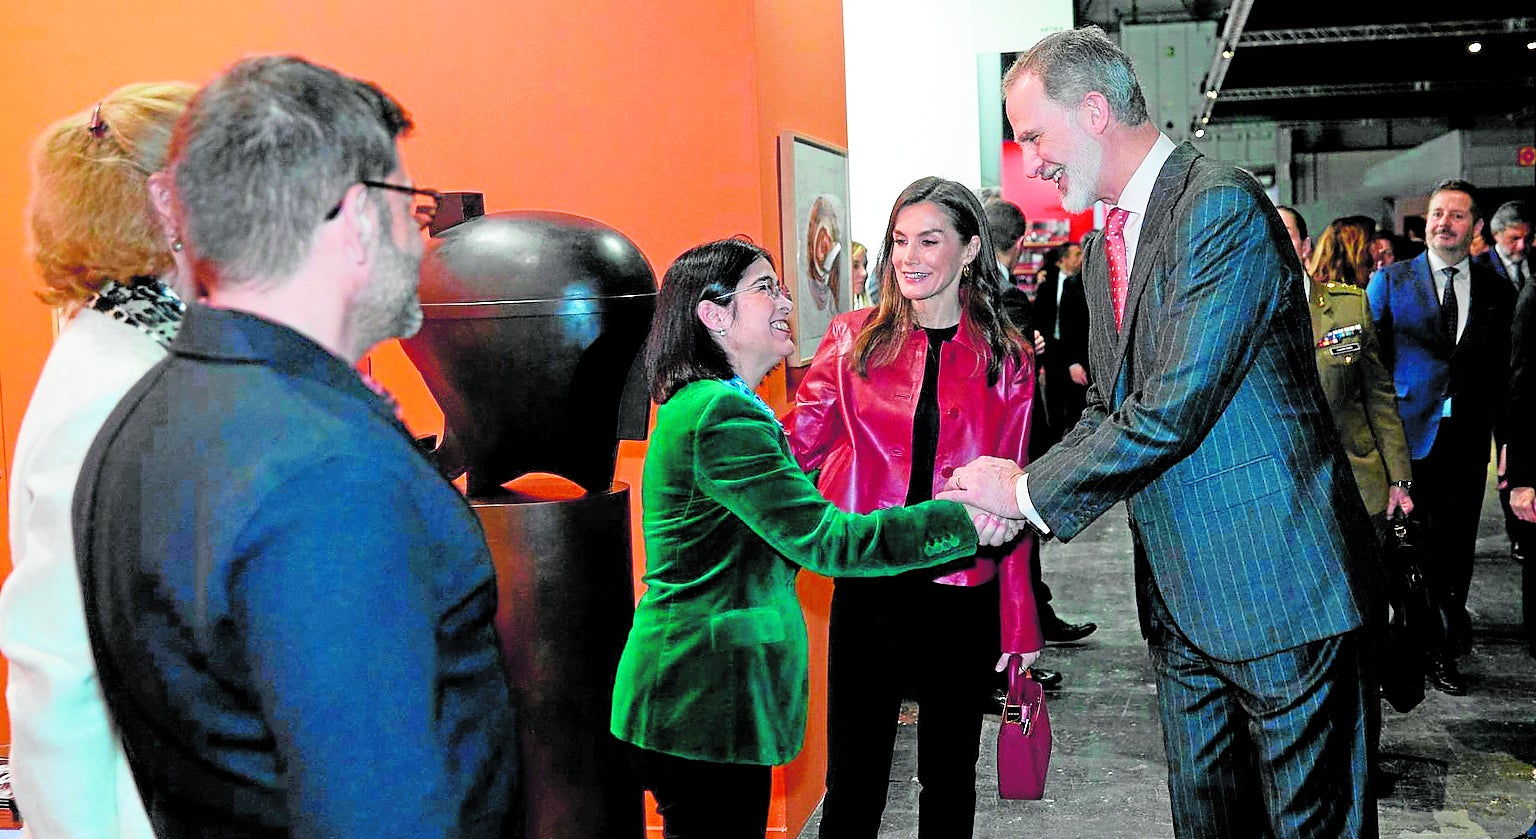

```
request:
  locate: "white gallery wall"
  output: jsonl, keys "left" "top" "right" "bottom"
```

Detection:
{"left": 842, "top": 0, "right": 1073, "bottom": 255}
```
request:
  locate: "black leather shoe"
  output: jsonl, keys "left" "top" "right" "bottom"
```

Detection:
{"left": 1042, "top": 619, "right": 1098, "bottom": 643}
{"left": 1029, "top": 667, "right": 1063, "bottom": 689}
{"left": 1427, "top": 660, "right": 1467, "bottom": 696}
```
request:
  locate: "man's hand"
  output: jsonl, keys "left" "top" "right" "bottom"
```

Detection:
{"left": 962, "top": 503, "right": 1023, "bottom": 547}
{"left": 1512, "top": 486, "right": 1536, "bottom": 524}
{"left": 1069, "top": 363, "right": 1089, "bottom": 387}
{"left": 1498, "top": 444, "right": 1508, "bottom": 489}
{"left": 1385, "top": 484, "right": 1413, "bottom": 518}
{"left": 938, "top": 456, "right": 1025, "bottom": 519}
{"left": 1033, "top": 330, "right": 1047, "bottom": 356}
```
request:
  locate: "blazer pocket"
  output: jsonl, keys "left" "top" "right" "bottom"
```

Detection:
{"left": 710, "top": 607, "right": 787, "bottom": 649}
{"left": 1177, "top": 455, "right": 1285, "bottom": 513}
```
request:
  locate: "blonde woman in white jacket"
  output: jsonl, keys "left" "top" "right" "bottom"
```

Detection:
{"left": 0, "top": 82, "right": 194, "bottom": 838}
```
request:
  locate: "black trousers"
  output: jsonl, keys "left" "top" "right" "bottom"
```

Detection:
{"left": 625, "top": 744, "right": 771, "bottom": 839}
{"left": 818, "top": 576, "right": 999, "bottom": 838}
{"left": 1411, "top": 417, "right": 1493, "bottom": 653}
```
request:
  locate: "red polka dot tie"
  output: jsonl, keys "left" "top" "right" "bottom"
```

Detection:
{"left": 1105, "top": 206, "right": 1131, "bottom": 331}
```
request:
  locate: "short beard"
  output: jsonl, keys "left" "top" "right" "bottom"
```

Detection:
{"left": 1059, "top": 127, "right": 1103, "bottom": 215}
{"left": 350, "top": 210, "right": 424, "bottom": 353}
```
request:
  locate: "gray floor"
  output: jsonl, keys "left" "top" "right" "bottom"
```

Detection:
{"left": 799, "top": 486, "right": 1536, "bottom": 838}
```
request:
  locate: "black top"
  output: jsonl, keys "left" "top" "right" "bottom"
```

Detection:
{"left": 905, "top": 323, "right": 960, "bottom": 505}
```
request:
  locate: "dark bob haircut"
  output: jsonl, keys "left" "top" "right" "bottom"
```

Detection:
{"left": 644, "top": 237, "right": 776, "bottom": 404}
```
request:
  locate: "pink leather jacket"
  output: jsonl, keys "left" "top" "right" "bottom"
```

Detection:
{"left": 786, "top": 308, "right": 1043, "bottom": 654}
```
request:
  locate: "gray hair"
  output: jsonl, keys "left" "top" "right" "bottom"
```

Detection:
{"left": 170, "top": 55, "right": 412, "bottom": 287}
{"left": 1003, "top": 26, "right": 1149, "bottom": 127}
{"left": 1489, "top": 200, "right": 1530, "bottom": 234}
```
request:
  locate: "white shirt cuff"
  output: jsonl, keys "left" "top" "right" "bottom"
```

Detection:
{"left": 1014, "top": 473, "right": 1052, "bottom": 536}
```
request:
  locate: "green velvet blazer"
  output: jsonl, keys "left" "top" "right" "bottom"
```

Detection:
{"left": 610, "top": 378, "right": 977, "bottom": 765}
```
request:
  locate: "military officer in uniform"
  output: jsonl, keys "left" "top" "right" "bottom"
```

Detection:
{"left": 1292, "top": 212, "right": 1415, "bottom": 534}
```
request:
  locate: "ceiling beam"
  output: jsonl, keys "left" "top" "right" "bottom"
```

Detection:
{"left": 1190, "top": 0, "right": 1254, "bottom": 136}
{"left": 1238, "top": 18, "right": 1534, "bottom": 46}
{"left": 1218, "top": 76, "right": 1536, "bottom": 102}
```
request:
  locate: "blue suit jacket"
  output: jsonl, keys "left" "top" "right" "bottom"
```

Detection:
{"left": 1366, "top": 252, "right": 1513, "bottom": 460}
{"left": 1026, "top": 142, "right": 1379, "bottom": 662}
{"left": 74, "top": 306, "right": 516, "bottom": 838}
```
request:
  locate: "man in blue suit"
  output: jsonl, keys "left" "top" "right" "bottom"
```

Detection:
{"left": 1367, "top": 180, "right": 1515, "bottom": 693}
{"left": 943, "top": 26, "right": 1380, "bottom": 837}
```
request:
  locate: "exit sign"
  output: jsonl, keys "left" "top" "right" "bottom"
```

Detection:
{"left": 1520, "top": 146, "right": 1535, "bottom": 167}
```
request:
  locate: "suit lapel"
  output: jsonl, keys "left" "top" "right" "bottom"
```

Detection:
{"left": 1081, "top": 231, "right": 1120, "bottom": 398}
{"left": 1106, "top": 143, "right": 1200, "bottom": 392}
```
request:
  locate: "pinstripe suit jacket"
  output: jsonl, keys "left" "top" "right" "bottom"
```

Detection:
{"left": 1026, "top": 142, "right": 1379, "bottom": 662}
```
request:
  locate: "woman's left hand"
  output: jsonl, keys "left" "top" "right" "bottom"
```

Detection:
{"left": 994, "top": 651, "right": 1040, "bottom": 673}
{"left": 965, "top": 504, "right": 1023, "bottom": 547}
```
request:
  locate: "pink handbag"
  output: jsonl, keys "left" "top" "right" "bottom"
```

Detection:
{"left": 997, "top": 655, "right": 1051, "bottom": 799}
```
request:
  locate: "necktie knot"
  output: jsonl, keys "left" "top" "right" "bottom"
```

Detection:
{"left": 1107, "top": 207, "right": 1130, "bottom": 236}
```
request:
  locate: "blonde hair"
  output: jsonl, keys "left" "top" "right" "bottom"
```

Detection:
{"left": 28, "top": 81, "right": 195, "bottom": 307}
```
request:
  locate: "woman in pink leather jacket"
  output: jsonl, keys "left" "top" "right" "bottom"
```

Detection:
{"left": 787, "top": 177, "right": 1043, "bottom": 837}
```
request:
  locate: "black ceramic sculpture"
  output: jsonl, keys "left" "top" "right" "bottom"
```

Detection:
{"left": 402, "top": 202, "right": 657, "bottom": 495}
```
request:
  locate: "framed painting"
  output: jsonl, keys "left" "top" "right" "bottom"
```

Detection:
{"left": 778, "top": 131, "right": 852, "bottom": 366}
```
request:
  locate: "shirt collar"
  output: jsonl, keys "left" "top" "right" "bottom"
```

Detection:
{"left": 1111, "top": 133, "right": 1177, "bottom": 217}
{"left": 1425, "top": 250, "right": 1471, "bottom": 278}
{"left": 171, "top": 303, "right": 397, "bottom": 425}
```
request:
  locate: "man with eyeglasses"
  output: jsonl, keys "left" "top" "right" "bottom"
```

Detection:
{"left": 73, "top": 56, "right": 516, "bottom": 837}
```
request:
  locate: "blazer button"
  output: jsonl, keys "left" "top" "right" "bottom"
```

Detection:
{"left": 940, "top": 465, "right": 955, "bottom": 479}
{"left": 946, "top": 407, "right": 960, "bottom": 419}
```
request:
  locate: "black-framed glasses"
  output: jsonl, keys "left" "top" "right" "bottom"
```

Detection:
{"left": 717, "top": 277, "right": 791, "bottom": 301}
{"left": 322, "top": 180, "right": 442, "bottom": 229}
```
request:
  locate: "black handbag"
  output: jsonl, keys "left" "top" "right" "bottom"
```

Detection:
{"left": 1378, "top": 514, "right": 1452, "bottom": 713}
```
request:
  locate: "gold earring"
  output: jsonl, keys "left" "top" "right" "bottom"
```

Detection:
{"left": 963, "top": 263, "right": 972, "bottom": 277}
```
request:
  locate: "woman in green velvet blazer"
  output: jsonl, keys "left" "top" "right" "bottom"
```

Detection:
{"left": 610, "top": 238, "right": 1015, "bottom": 838}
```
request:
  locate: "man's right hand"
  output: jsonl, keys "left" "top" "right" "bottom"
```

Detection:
{"left": 938, "top": 456, "right": 1026, "bottom": 519}
{"left": 1513, "top": 486, "right": 1536, "bottom": 524}
{"left": 1069, "top": 363, "right": 1089, "bottom": 387}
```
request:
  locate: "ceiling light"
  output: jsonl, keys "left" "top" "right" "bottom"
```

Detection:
{"left": 1527, "top": 40, "right": 1535, "bottom": 50}
{"left": 1222, "top": 49, "right": 1235, "bottom": 59}
{"left": 1206, "top": 89, "right": 1219, "bottom": 100}
{"left": 1194, "top": 128, "right": 1207, "bottom": 139}
{"left": 1200, "top": 115, "right": 1210, "bottom": 125}
{"left": 1467, "top": 41, "right": 1482, "bottom": 54}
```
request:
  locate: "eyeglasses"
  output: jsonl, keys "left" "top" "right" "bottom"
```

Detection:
{"left": 717, "top": 277, "right": 791, "bottom": 301}
{"left": 323, "top": 180, "right": 442, "bottom": 229}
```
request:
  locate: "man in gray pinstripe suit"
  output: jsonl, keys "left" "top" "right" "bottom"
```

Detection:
{"left": 942, "top": 27, "right": 1381, "bottom": 838}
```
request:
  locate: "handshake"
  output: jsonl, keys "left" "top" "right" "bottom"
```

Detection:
{"left": 939, "top": 456, "right": 1032, "bottom": 547}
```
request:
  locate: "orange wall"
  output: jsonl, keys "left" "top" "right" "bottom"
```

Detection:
{"left": 752, "top": 1, "right": 847, "bottom": 835}
{"left": 0, "top": 4, "right": 847, "bottom": 822}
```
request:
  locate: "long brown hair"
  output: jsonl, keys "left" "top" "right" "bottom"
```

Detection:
{"left": 853, "top": 177, "right": 1023, "bottom": 385}
{"left": 1308, "top": 217, "right": 1373, "bottom": 286}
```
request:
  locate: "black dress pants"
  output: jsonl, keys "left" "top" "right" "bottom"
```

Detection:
{"left": 1411, "top": 417, "right": 1493, "bottom": 653}
{"left": 625, "top": 743, "right": 771, "bottom": 839}
{"left": 818, "top": 575, "right": 998, "bottom": 838}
